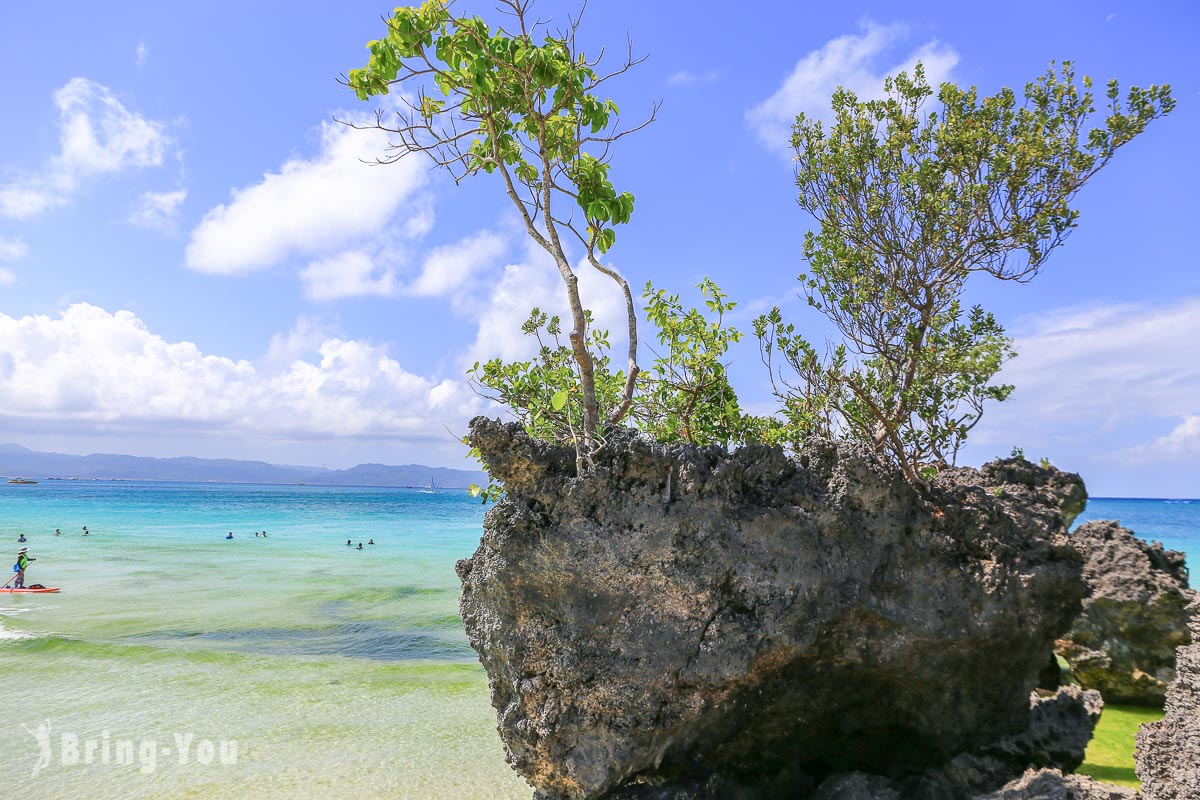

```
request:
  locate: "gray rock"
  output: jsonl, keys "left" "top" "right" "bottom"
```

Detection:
{"left": 459, "top": 419, "right": 1089, "bottom": 800}
{"left": 1058, "top": 520, "right": 1193, "bottom": 705}
{"left": 1136, "top": 598, "right": 1200, "bottom": 799}
{"left": 975, "top": 768, "right": 1138, "bottom": 799}
{"left": 976, "top": 686, "right": 1104, "bottom": 776}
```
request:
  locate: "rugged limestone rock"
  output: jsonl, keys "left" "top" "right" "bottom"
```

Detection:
{"left": 803, "top": 686, "right": 1106, "bottom": 799}
{"left": 1057, "top": 520, "right": 1193, "bottom": 705}
{"left": 600, "top": 688, "right": 1114, "bottom": 799}
{"left": 459, "top": 419, "right": 1090, "bottom": 800}
{"left": 975, "top": 768, "right": 1138, "bottom": 800}
{"left": 1136, "top": 598, "right": 1200, "bottom": 799}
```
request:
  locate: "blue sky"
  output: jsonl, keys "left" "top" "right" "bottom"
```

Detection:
{"left": 0, "top": 1, "right": 1197, "bottom": 497}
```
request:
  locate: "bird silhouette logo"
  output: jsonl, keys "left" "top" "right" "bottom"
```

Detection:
{"left": 22, "top": 720, "right": 52, "bottom": 778}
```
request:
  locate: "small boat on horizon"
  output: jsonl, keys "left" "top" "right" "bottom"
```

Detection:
{"left": 6, "top": 478, "right": 37, "bottom": 485}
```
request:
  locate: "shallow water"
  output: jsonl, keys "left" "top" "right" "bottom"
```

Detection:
{"left": 0, "top": 481, "right": 526, "bottom": 799}
{"left": 1, "top": 483, "right": 1194, "bottom": 798}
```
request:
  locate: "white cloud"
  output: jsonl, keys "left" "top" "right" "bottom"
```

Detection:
{"left": 0, "top": 237, "right": 28, "bottom": 262}
{"left": 1141, "top": 415, "right": 1200, "bottom": 457}
{"left": 0, "top": 78, "right": 169, "bottom": 218}
{"left": 0, "top": 269, "right": 14, "bottom": 286}
{"left": 667, "top": 69, "right": 719, "bottom": 87}
{"left": 300, "top": 250, "right": 397, "bottom": 300}
{"left": 405, "top": 230, "right": 507, "bottom": 298}
{"left": 136, "top": 40, "right": 148, "bottom": 67}
{"left": 747, "top": 21, "right": 958, "bottom": 151}
{"left": 186, "top": 120, "right": 428, "bottom": 275}
{"left": 0, "top": 303, "right": 480, "bottom": 443}
{"left": 262, "top": 316, "right": 340, "bottom": 368}
{"left": 462, "top": 242, "right": 629, "bottom": 369}
{"left": 129, "top": 188, "right": 187, "bottom": 229}
{"left": 966, "top": 298, "right": 1200, "bottom": 454}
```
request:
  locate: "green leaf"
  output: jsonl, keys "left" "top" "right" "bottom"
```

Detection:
{"left": 550, "top": 389, "right": 569, "bottom": 411}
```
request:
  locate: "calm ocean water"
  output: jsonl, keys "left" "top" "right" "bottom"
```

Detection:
{"left": 0, "top": 481, "right": 526, "bottom": 799}
{"left": 0, "top": 483, "right": 1195, "bottom": 798}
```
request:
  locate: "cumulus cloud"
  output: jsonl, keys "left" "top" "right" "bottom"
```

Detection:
{"left": 462, "top": 242, "right": 630, "bottom": 369}
{"left": 965, "top": 298, "right": 1200, "bottom": 457}
{"left": 0, "top": 78, "right": 169, "bottom": 218}
{"left": 0, "top": 304, "right": 481, "bottom": 444}
{"left": 129, "top": 188, "right": 187, "bottom": 229}
{"left": 1141, "top": 415, "right": 1200, "bottom": 457}
{"left": 0, "top": 237, "right": 28, "bottom": 262}
{"left": 405, "top": 230, "right": 508, "bottom": 298}
{"left": 747, "top": 21, "right": 958, "bottom": 152}
{"left": 300, "top": 250, "right": 397, "bottom": 300}
{"left": 186, "top": 120, "right": 428, "bottom": 276}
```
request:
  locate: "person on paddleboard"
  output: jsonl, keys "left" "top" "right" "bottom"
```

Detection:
{"left": 12, "top": 547, "right": 35, "bottom": 589}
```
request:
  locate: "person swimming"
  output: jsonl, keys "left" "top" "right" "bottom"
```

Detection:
{"left": 54, "top": 529, "right": 61, "bottom": 536}
{"left": 226, "top": 532, "right": 234, "bottom": 540}
{"left": 356, "top": 543, "right": 363, "bottom": 550}
{"left": 17, "top": 534, "right": 26, "bottom": 543}
{"left": 346, "top": 539, "right": 352, "bottom": 546}
{"left": 367, "top": 539, "right": 375, "bottom": 545}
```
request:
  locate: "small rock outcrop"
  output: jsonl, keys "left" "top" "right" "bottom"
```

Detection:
{"left": 1058, "top": 520, "right": 1193, "bottom": 705}
{"left": 459, "top": 419, "right": 1090, "bottom": 799}
{"left": 800, "top": 686, "right": 1107, "bottom": 798}
{"left": 975, "top": 768, "right": 1138, "bottom": 800}
{"left": 1136, "top": 598, "right": 1200, "bottom": 799}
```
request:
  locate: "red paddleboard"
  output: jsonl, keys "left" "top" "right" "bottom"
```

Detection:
{"left": 0, "top": 587, "right": 60, "bottom": 593}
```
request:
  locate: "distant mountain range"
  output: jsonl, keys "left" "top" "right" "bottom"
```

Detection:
{"left": 0, "top": 444, "right": 487, "bottom": 488}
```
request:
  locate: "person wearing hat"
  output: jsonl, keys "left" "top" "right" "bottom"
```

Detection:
{"left": 12, "top": 547, "right": 35, "bottom": 589}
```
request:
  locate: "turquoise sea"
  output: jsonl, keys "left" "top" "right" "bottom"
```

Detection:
{"left": 0, "top": 481, "right": 527, "bottom": 799}
{"left": 0, "top": 484, "right": 1195, "bottom": 799}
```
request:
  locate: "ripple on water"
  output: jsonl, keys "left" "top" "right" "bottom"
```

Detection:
{"left": 134, "top": 621, "right": 474, "bottom": 662}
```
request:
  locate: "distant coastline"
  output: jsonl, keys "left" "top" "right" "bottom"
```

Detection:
{"left": 0, "top": 443, "right": 486, "bottom": 489}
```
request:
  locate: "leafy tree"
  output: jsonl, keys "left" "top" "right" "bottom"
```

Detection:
{"left": 347, "top": 0, "right": 655, "bottom": 473}
{"left": 757, "top": 62, "right": 1173, "bottom": 485}
{"left": 636, "top": 279, "right": 748, "bottom": 446}
{"left": 469, "top": 280, "right": 749, "bottom": 451}
{"left": 467, "top": 308, "right": 626, "bottom": 450}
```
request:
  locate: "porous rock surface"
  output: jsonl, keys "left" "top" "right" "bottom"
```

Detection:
{"left": 975, "top": 768, "right": 1138, "bottom": 800}
{"left": 792, "top": 685, "right": 1106, "bottom": 799}
{"left": 458, "top": 419, "right": 1090, "bottom": 800}
{"left": 1136, "top": 598, "right": 1200, "bottom": 799}
{"left": 1058, "top": 520, "right": 1193, "bottom": 705}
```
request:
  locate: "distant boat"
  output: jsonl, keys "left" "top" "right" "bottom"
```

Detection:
{"left": 7, "top": 478, "right": 37, "bottom": 485}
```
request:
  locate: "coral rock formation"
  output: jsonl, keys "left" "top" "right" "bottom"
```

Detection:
{"left": 1058, "top": 520, "right": 1193, "bottom": 705}
{"left": 460, "top": 419, "right": 1092, "bottom": 799}
{"left": 1135, "top": 598, "right": 1200, "bottom": 799}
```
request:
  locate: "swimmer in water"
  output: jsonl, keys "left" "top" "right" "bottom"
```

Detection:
{"left": 367, "top": 539, "right": 375, "bottom": 545}
{"left": 226, "top": 532, "right": 234, "bottom": 540}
